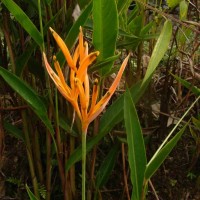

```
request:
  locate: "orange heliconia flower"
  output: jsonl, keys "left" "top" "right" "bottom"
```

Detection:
{"left": 43, "top": 27, "right": 129, "bottom": 133}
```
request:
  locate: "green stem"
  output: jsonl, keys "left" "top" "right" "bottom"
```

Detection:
{"left": 82, "top": 131, "right": 87, "bottom": 200}
{"left": 38, "top": 0, "right": 45, "bottom": 51}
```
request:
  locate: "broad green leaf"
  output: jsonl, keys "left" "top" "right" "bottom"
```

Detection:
{"left": 93, "top": 0, "right": 118, "bottom": 74}
{"left": 124, "top": 89, "right": 147, "bottom": 200}
{"left": 57, "top": 1, "right": 92, "bottom": 65}
{"left": 167, "top": 0, "right": 182, "bottom": 8}
{"left": 0, "top": 67, "right": 54, "bottom": 136}
{"left": 145, "top": 123, "right": 187, "bottom": 180}
{"left": 180, "top": 0, "right": 188, "bottom": 20}
{"left": 65, "top": 21, "right": 172, "bottom": 172}
{"left": 26, "top": 184, "right": 39, "bottom": 200}
{"left": 141, "top": 20, "right": 172, "bottom": 89}
{"left": 95, "top": 142, "right": 119, "bottom": 188}
{"left": 2, "top": 0, "right": 43, "bottom": 47}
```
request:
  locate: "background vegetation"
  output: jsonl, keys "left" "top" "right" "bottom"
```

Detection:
{"left": 0, "top": 0, "right": 199, "bottom": 199}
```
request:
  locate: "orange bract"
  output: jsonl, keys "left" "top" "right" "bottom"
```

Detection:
{"left": 43, "top": 27, "right": 129, "bottom": 133}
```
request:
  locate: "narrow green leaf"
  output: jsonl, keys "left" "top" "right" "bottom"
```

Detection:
{"left": 96, "top": 142, "right": 119, "bottom": 188}
{"left": 65, "top": 1, "right": 92, "bottom": 49}
{"left": 93, "top": 0, "right": 118, "bottom": 74}
{"left": 26, "top": 184, "right": 39, "bottom": 200}
{"left": 89, "top": 54, "right": 120, "bottom": 72}
{"left": 141, "top": 20, "right": 172, "bottom": 89}
{"left": 128, "top": 15, "right": 142, "bottom": 36}
{"left": 172, "top": 74, "right": 200, "bottom": 96}
{"left": 0, "top": 67, "right": 54, "bottom": 136}
{"left": 117, "top": 0, "right": 133, "bottom": 14}
{"left": 2, "top": 0, "right": 43, "bottom": 47}
{"left": 124, "top": 89, "right": 147, "bottom": 200}
{"left": 140, "top": 21, "right": 155, "bottom": 36}
{"left": 145, "top": 123, "right": 187, "bottom": 180}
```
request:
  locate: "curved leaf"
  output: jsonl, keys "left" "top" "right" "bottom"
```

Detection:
{"left": 141, "top": 20, "right": 172, "bottom": 88}
{"left": 0, "top": 67, "right": 54, "bottom": 135}
{"left": 2, "top": 0, "right": 43, "bottom": 47}
{"left": 26, "top": 184, "right": 39, "bottom": 200}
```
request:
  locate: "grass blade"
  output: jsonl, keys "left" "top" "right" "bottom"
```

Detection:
{"left": 145, "top": 123, "right": 187, "bottom": 180}
{"left": 26, "top": 184, "right": 39, "bottom": 200}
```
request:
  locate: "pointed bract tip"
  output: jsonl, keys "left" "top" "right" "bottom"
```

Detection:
{"left": 53, "top": 55, "right": 57, "bottom": 61}
{"left": 94, "top": 78, "right": 98, "bottom": 85}
{"left": 49, "top": 27, "right": 54, "bottom": 33}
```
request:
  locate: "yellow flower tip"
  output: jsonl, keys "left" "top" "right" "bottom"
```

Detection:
{"left": 94, "top": 78, "right": 98, "bottom": 85}
{"left": 53, "top": 55, "right": 57, "bottom": 61}
{"left": 79, "top": 26, "right": 82, "bottom": 32}
{"left": 49, "top": 27, "right": 54, "bottom": 34}
{"left": 42, "top": 52, "right": 46, "bottom": 59}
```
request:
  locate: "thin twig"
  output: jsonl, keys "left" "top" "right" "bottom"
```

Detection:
{"left": 0, "top": 105, "right": 28, "bottom": 111}
{"left": 121, "top": 143, "right": 131, "bottom": 200}
{"left": 149, "top": 179, "right": 160, "bottom": 200}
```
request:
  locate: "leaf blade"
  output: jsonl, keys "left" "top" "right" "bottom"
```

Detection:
{"left": 2, "top": 0, "right": 43, "bottom": 47}
{"left": 0, "top": 67, "right": 54, "bottom": 136}
{"left": 93, "top": 0, "right": 118, "bottom": 74}
{"left": 145, "top": 123, "right": 187, "bottom": 180}
{"left": 124, "top": 89, "right": 147, "bottom": 200}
